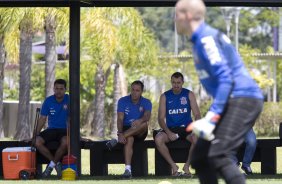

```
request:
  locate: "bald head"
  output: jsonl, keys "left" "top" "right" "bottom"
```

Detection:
{"left": 175, "top": 0, "right": 206, "bottom": 36}
{"left": 176, "top": 0, "right": 206, "bottom": 21}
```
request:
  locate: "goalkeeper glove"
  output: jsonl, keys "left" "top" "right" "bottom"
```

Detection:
{"left": 186, "top": 111, "right": 220, "bottom": 141}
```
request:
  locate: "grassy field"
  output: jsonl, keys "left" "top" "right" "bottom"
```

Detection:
{"left": 1, "top": 145, "right": 282, "bottom": 183}
{"left": 0, "top": 177, "right": 282, "bottom": 184}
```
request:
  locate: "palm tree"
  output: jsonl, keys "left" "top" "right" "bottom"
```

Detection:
{"left": 14, "top": 8, "right": 44, "bottom": 140}
{"left": 109, "top": 9, "right": 158, "bottom": 137}
{"left": 82, "top": 8, "right": 118, "bottom": 137}
{"left": 81, "top": 8, "right": 158, "bottom": 138}
{"left": 0, "top": 8, "right": 20, "bottom": 138}
{"left": 44, "top": 8, "right": 68, "bottom": 97}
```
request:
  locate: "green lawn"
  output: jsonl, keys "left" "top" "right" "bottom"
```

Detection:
{"left": 1, "top": 146, "right": 282, "bottom": 183}
{"left": 0, "top": 177, "right": 282, "bottom": 184}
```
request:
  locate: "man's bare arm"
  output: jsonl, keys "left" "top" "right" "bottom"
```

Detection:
{"left": 36, "top": 116, "right": 47, "bottom": 135}
{"left": 117, "top": 112, "right": 125, "bottom": 133}
{"left": 189, "top": 91, "right": 201, "bottom": 121}
{"left": 158, "top": 94, "right": 169, "bottom": 132}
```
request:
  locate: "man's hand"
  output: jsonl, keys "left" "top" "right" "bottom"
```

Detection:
{"left": 131, "top": 119, "right": 143, "bottom": 128}
{"left": 186, "top": 111, "right": 220, "bottom": 141}
{"left": 166, "top": 130, "right": 179, "bottom": 141}
{"left": 117, "top": 133, "right": 127, "bottom": 144}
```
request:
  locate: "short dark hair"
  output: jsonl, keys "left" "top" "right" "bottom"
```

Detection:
{"left": 54, "top": 79, "right": 67, "bottom": 88}
{"left": 171, "top": 72, "right": 184, "bottom": 81}
{"left": 131, "top": 80, "right": 144, "bottom": 91}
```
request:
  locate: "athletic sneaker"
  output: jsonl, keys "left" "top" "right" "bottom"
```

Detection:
{"left": 55, "top": 162, "right": 62, "bottom": 178}
{"left": 106, "top": 139, "right": 118, "bottom": 150}
{"left": 121, "top": 169, "right": 132, "bottom": 179}
{"left": 42, "top": 165, "right": 53, "bottom": 178}
{"left": 241, "top": 166, "right": 253, "bottom": 175}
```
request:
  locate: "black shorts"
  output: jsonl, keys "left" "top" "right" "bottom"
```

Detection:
{"left": 123, "top": 126, "right": 147, "bottom": 142}
{"left": 39, "top": 128, "right": 67, "bottom": 143}
{"left": 153, "top": 127, "right": 191, "bottom": 140}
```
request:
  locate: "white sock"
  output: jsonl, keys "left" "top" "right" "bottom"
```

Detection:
{"left": 125, "top": 165, "right": 131, "bottom": 172}
{"left": 49, "top": 161, "right": 56, "bottom": 168}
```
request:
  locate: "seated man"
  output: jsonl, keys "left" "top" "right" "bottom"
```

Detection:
{"left": 154, "top": 72, "right": 201, "bottom": 176}
{"left": 106, "top": 80, "right": 152, "bottom": 179}
{"left": 232, "top": 128, "right": 257, "bottom": 175}
{"left": 35, "top": 79, "right": 69, "bottom": 178}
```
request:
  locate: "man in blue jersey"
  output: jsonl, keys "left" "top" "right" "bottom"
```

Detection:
{"left": 106, "top": 80, "right": 152, "bottom": 179}
{"left": 35, "top": 79, "right": 69, "bottom": 178}
{"left": 154, "top": 72, "right": 201, "bottom": 176}
{"left": 175, "top": 0, "right": 264, "bottom": 184}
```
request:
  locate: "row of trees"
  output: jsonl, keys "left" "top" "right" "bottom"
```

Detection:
{"left": 0, "top": 7, "right": 280, "bottom": 140}
{"left": 0, "top": 8, "right": 69, "bottom": 140}
{"left": 0, "top": 7, "right": 159, "bottom": 140}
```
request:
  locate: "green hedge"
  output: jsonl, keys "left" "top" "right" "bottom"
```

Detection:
{"left": 149, "top": 100, "right": 282, "bottom": 137}
{"left": 198, "top": 101, "right": 282, "bottom": 137}
{"left": 255, "top": 102, "right": 282, "bottom": 137}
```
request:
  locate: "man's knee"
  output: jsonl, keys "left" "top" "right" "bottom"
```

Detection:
{"left": 246, "top": 138, "right": 257, "bottom": 148}
{"left": 154, "top": 133, "right": 166, "bottom": 147}
{"left": 35, "top": 137, "right": 45, "bottom": 148}
{"left": 125, "top": 136, "right": 134, "bottom": 146}
{"left": 60, "top": 136, "right": 68, "bottom": 148}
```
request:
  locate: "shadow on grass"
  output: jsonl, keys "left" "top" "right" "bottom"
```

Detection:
{"left": 1, "top": 174, "right": 282, "bottom": 181}
{"left": 78, "top": 174, "right": 194, "bottom": 180}
{"left": 77, "top": 174, "right": 282, "bottom": 180}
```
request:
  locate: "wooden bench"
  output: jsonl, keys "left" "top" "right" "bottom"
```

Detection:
{"left": 236, "top": 139, "right": 280, "bottom": 175}
{"left": 154, "top": 124, "right": 282, "bottom": 175}
{"left": 87, "top": 138, "right": 281, "bottom": 176}
{"left": 84, "top": 140, "right": 149, "bottom": 177}
{"left": 156, "top": 139, "right": 281, "bottom": 175}
{"left": 1, "top": 133, "right": 281, "bottom": 177}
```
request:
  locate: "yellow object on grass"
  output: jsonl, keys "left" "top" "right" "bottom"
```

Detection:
{"left": 62, "top": 168, "right": 76, "bottom": 181}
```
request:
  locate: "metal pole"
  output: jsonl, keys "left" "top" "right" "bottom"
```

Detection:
{"left": 273, "top": 61, "right": 277, "bottom": 102}
{"left": 174, "top": 7, "right": 178, "bottom": 54}
{"left": 221, "top": 7, "right": 233, "bottom": 38}
{"left": 174, "top": 22, "right": 178, "bottom": 55}
{"left": 234, "top": 8, "right": 241, "bottom": 51}
{"left": 267, "top": 61, "right": 271, "bottom": 102}
{"left": 69, "top": 2, "right": 81, "bottom": 175}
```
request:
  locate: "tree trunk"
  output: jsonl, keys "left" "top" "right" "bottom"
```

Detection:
{"left": 91, "top": 65, "right": 105, "bottom": 137}
{"left": 45, "top": 14, "right": 57, "bottom": 98}
{"left": 14, "top": 20, "right": 33, "bottom": 140}
{"left": 84, "top": 98, "right": 95, "bottom": 131}
{"left": 119, "top": 64, "right": 127, "bottom": 97}
{"left": 110, "top": 63, "right": 127, "bottom": 137}
{"left": 110, "top": 63, "right": 121, "bottom": 138}
{"left": 0, "top": 35, "right": 5, "bottom": 138}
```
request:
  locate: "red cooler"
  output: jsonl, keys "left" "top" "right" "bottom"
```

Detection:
{"left": 2, "top": 147, "right": 36, "bottom": 179}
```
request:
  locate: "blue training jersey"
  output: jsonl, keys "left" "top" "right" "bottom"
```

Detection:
{"left": 191, "top": 22, "right": 263, "bottom": 115}
{"left": 165, "top": 88, "right": 193, "bottom": 127}
{"left": 117, "top": 95, "right": 152, "bottom": 126}
{"left": 41, "top": 94, "right": 69, "bottom": 129}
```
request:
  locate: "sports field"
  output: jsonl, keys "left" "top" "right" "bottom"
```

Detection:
{"left": 0, "top": 148, "right": 282, "bottom": 183}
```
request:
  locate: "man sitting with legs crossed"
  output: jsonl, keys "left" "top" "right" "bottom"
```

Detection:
{"left": 106, "top": 80, "right": 152, "bottom": 179}
{"left": 35, "top": 79, "right": 69, "bottom": 178}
